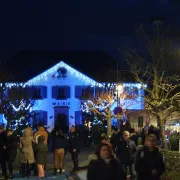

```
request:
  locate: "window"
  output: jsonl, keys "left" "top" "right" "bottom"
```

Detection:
{"left": 33, "top": 110, "right": 48, "bottom": 126}
{"left": 124, "top": 86, "right": 138, "bottom": 99}
{"left": 52, "top": 86, "right": 70, "bottom": 99}
{"left": 27, "top": 86, "right": 47, "bottom": 100}
{"left": 75, "top": 86, "right": 94, "bottom": 99}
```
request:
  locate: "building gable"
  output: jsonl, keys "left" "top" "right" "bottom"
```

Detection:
{"left": 25, "top": 61, "right": 101, "bottom": 87}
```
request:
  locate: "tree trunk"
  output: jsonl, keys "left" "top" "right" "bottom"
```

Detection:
{"left": 159, "top": 114, "right": 168, "bottom": 149}
{"left": 107, "top": 109, "right": 112, "bottom": 137}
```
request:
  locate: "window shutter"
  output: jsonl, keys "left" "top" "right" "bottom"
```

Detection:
{"left": 90, "top": 87, "right": 94, "bottom": 95}
{"left": 75, "top": 86, "right": 80, "bottom": 98}
{"left": 75, "top": 111, "right": 82, "bottom": 125}
{"left": 43, "top": 111, "right": 48, "bottom": 125}
{"left": 42, "top": 86, "right": 47, "bottom": 99}
{"left": 65, "top": 86, "right": 70, "bottom": 99}
{"left": 27, "top": 86, "right": 34, "bottom": 99}
{"left": 75, "top": 86, "right": 78, "bottom": 98}
{"left": 0, "top": 91, "right": 4, "bottom": 100}
{"left": 52, "top": 86, "right": 57, "bottom": 98}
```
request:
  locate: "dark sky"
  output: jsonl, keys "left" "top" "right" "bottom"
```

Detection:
{"left": 0, "top": 0, "right": 180, "bottom": 61}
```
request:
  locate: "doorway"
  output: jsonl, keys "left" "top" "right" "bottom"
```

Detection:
{"left": 54, "top": 106, "right": 69, "bottom": 133}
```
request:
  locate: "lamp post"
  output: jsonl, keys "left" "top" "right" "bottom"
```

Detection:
{"left": 117, "top": 84, "right": 123, "bottom": 107}
{"left": 116, "top": 84, "right": 123, "bottom": 130}
{"left": 107, "top": 84, "right": 124, "bottom": 137}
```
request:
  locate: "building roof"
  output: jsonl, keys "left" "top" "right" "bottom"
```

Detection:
{"left": 5, "top": 50, "right": 118, "bottom": 82}
{"left": 25, "top": 61, "right": 101, "bottom": 86}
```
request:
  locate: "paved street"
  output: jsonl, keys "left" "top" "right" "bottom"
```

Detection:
{"left": 12, "top": 148, "right": 92, "bottom": 180}
{"left": 7, "top": 174, "right": 66, "bottom": 180}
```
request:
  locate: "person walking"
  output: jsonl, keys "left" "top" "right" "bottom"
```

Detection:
{"left": 135, "top": 134, "right": 165, "bottom": 180}
{"left": 5, "top": 130, "right": 18, "bottom": 179}
{"left": 0, "top": 125, "right": 7, "bottom": 179}
{"left": 87, "top": 143, "right": 126, "bottom": 180}
{"left": 34, "top": 136, "right": 48, "bottom": 178}
{"left": 116, "top": 131, "right": 136, "bottom": 180}
{"left": 53, "top": 130, "right": 68, "bottom": 175}
{"left": 19, "top": 127, "right": 36, "bottom": 178}
{"left": 69, "top": 126, "right": 80, "bottom": 173}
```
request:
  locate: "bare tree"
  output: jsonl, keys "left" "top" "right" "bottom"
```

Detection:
{"left": 125, "top": 24, "right": 180, "bottom": 149}
{"left": 81, "top": 84, "right": 140, "bottom": 136}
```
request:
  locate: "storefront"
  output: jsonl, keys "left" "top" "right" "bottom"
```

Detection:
{"left": 166, "top": 119, "right": 180, "bottom": 132}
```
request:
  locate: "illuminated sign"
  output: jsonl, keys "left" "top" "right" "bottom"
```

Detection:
{"left": 52, "top": 102, "right": 70, "bottom": 106}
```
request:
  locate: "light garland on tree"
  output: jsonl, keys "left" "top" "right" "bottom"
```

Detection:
{"left": 10, "top": 99, "right": 32, "bottom": 112}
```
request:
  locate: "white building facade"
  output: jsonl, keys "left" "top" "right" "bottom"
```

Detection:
{"left": 21, "top": 61, "right": 101, "bottom": 131}
{"left": 0, "top": 61, "right": 148, "bottom": 131}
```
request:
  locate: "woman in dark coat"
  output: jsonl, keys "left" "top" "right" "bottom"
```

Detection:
{"left": 6, "top": 130, "right": 18, "bottom": 179}
{"left": 87, "top": 143, "right": 126, "bottom": 180}
{"left": 34, "top": 136, "right": 48, "bottom": 178}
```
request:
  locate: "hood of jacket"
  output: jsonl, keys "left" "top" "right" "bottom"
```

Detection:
{"left": 38, "top": 126, "right": 45, "bottom": 132}
{"left": 23, "top": 128, "right": 32, "bottom": 137}
{"left": 38, "top": 135, "right": 45, "bottom": 144}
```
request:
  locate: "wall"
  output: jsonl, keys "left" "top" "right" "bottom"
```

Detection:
{"left": 25, "top": 61, "right": 99, "bottom": 131}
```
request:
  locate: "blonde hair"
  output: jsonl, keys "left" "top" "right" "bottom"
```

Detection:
{"left": 7, "top": 130, "right": 14, "bottom": 136}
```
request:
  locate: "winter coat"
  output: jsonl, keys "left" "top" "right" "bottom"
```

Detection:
{"left": 135, "top": 146, "right": 165, "bottom": 180}
{"left": 116, "top": 139, "right": 136, "bottom": 165}
{"left": 110, "top": 132, "right": 121, "bottom": 151}
{"left": 34, "top": 136, "right": 48, "bottom": 165}
{"left": 34, "top": 127, "right": 48, "bottom": 144}
{"left": 6, "top": 134, "right": 18, "bottom": 161}
{"left": 0, "top": 131, "right": 7, "bottom": 162}
{"left": 53, "top": 135, "right": 68, "bottom": 151}
{"left": 130, "top": 133, "right": 138, "bottom": 145}
{"left": 69, "top": 131, "right": 80, "bottom": 153}
{"left": 20, "top": 128, "right": 36, "bottom": 164}
{"left": 87, "top": 158, "right": 126, "bottom": 180}
{"left": 92, "top": 131, "right": 101, "bottom": 145}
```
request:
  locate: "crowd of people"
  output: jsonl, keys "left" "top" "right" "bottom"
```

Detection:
{"left": 88, "top": 127, "right": 166, "bottom": 180}
{"left": 0, "top": 123, "right": 166, "bottom": 180}
{"left": 0, "top": 124, "right": 80, "bottom": 179}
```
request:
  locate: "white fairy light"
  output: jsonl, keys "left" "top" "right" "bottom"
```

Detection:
{"left": 24, "top": 61, "right": 102, "bottom": 87}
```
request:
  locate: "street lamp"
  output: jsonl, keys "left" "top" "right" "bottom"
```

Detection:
{"left": 117, "top": 84, "right": 123, "bottom": 107}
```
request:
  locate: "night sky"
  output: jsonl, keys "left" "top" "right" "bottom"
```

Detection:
{"left": 0, "top": 0, "right": 180, "bottom": 77}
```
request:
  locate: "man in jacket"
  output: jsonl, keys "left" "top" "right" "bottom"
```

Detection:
{"left": 135, "top": 134, "right": 165, "bottom": 180}
{"left": 69, "top": 126, "right": 80, "bottom": 173}
{"left": 116, "top": 131, "right": 136, "bottom": 180}
{"left": 0, "top": 125, "right": 7, "bottom": 178}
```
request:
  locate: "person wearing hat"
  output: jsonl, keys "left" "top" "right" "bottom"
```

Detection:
{"left": 0, "top": 125, "right": 7, "bottom": 178}
{"left": 135, "top": 134, "right": 166, "bottom": 180}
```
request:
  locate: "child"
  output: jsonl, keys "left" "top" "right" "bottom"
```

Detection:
{"left": 34, "top": 136, "right": 48, "bottom": 178}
